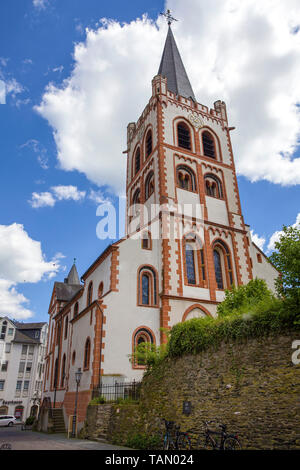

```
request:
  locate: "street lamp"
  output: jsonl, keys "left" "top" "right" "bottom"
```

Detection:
{"left": 71, "top": 368, "right": 82, "bottom": 438}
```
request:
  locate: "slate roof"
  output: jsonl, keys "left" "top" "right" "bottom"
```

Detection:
{"left": 158, "top": 26, "right": 196, "bottom": 101}
{"left": 54, "top": 282, "right": 83, "bottom": 302}
{"left": 14, "top": 322, "right": 46, "bottom": 330}
{"left": 12, "top": 330, "right": 41, "bottom": 344}
{"left": 66, "top": 263, "right": 80, "bottom": 285}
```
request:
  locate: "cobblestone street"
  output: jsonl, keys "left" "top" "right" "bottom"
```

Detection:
{"left": 0, "top": 425, "right": 130, "bottom": 450}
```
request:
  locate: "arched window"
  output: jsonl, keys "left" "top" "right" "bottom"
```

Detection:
{"left": 202, "top": 131, "right": 216, "bottom": 158}
{"left": 177, "top": 165, "right": 196, "bottom": 191}
{"left": 72, "top": 351, "right": 76, "bottom": 366}
{"left": 213, "top": 240, "right": 234, "bottom": 289}
{"left": 98, "top": 282, "right": 104, "bottom": 299}
{"left": 141, "top": 231, "right": 151, "bottom": 250}
{"left": 61, "top": 354, "right": 66, "bottom": 387}
{"left": 133, "top": 327, "right": 154, "bottom": 367}
{"left": 184, "top": 234, "right": 206, "bottom": 286}
{"left": 64, "top": 316, "right": 68, "bottom": 340}
{"left": 145, "top": 130, "right": 152, "bottom": 158}
{"left": 74, "top": 302, "right": 79, "bottom": 318}
{"left": 53, "top": 358, "right": 58, "bottom": 389}
{"left": 138, "top": 266, "right": 158, "bottom": 306}
{"left": 0, "top": 406, "right": 8, "bottom": 415}
{"left": 134, "top": 148, "right": 141, "bottom": 175}
{"left": 132, "top": 188, "right": 141, "bottom": 205}
{"left": 87, "top": 281, "right": 93, "bottom": 307}
{"left": 14, "top": 406, "right": 24, "bottom": 421}
{"left": 56, "top": 322, "right": 61, "bottom": 345}
{"left": 142, "top": 274, "right": 150, "bottom": 304}
{"left": 145, "top": 171, "right": 154, "bottom": 200}
{"left": 84, "top": 338, "right": 91, "bottom": 370}
{"left": 204, "top": 174, "right": 223, "bottom": 199}
{"left": 177, "top": 122, "right": 191, "bottom": 150}
{"left": 214, "top": 249, "right": 223, "bottom": 289}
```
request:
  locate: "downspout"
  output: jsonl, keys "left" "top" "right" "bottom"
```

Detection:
{"left": 94, "top": 300, "right": 104, "bottom": 395}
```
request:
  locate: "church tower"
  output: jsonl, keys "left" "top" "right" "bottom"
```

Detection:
{"left": 41, "top": 19, "right": 279, "bottom": 431}
{"left": 125, "top": 23, "right": 265, "bottom": 341}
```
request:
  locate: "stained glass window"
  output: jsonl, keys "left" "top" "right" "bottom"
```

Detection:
{"left": 186, "top": 244, "right": 196, "bottom": 284}
{"left": 214, "top": 250, "right": 223, "bottom": 289}
{"left": 142, "top": 274, "right": 150, "bottom": 305}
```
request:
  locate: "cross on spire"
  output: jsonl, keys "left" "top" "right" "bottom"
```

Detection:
{"left": 160, "top": 9, "right": 178, "bottom": 26}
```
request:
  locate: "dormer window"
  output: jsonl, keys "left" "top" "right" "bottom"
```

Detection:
{"left": 177, "top": 122, "right": 191, "bottom": 150}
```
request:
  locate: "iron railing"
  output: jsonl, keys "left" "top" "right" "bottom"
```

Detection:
{"left": 93, "top": 381, "right": 141, "bottom": 403}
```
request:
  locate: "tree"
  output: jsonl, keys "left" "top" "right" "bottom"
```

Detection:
{"left": 217, "top": 278, "right": 275, "bottom": 318}
{"left": 269, "top": 224, "right": 300, "bottom": 316}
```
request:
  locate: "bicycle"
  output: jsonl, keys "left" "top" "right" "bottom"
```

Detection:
{"left": 199, "top": 420, "right": 241, "bottom": 450}
{"left": 162, "top": 419, "right": 192, "bottom": 450}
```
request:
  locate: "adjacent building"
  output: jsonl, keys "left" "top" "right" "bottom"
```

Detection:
{"left": 41, "top": 25, "right": 279, "bottom": 431}
{"left": 0, "top": 317, "right": 48, "bottom": 421}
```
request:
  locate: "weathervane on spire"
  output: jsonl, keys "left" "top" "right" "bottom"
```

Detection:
{"left": 160, "top": 9, "right": 178, "bottom": 26}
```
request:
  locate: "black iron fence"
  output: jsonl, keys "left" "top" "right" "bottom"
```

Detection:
{"left": 94, "top": 381, "right": 141, "bottom": 403}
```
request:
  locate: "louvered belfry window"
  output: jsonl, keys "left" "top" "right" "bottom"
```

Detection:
{"left": 202, "top": 132, "right": 216, "bottom": 158}
{"left": 135, "top": 148, "right": 141, "bottom": 174}
{"left": 177, "top": 123, "right": 191, "bottom": 150}
{"left": 145, "top": 131, "right": 152, "bottom": 158}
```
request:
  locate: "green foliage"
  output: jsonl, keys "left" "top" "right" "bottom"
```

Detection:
{"left": 115, "top": 397, "right": 138, "bottom": 405}
{"left": 89, "top": 395, "right": 106, "bottom": 405}
{"left": 125, "top": 432, "right": 161, "bottom": 450}
{"left": 130, "top": 341, "right": 168, "bottom": 371}
{"left": 217, "top": 278, "right": 274, "bottom": 318}
{"left": 167, "top": 299, "right": 298, "bottom": 358}
{"left": 269, "top": 224, "right": 300, "bottom": 322}
{"left": 25, "top": 416, "right": 35, "bottom": 425}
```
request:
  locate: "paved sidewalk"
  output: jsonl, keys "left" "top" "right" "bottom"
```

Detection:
{"left": 0, "top": 426, "right": 130, "bottom": 450}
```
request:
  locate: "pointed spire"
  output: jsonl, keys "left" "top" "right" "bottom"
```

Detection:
{"left": 66, "top": 261, "right": 80, "bottom": 285}
{"left": 158, "top": 26, "right": 196, "bottom": 101}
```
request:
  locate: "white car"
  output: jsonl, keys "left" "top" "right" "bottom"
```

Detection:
{"left": 0, "top": 415, "right": 16, "bottom": 427}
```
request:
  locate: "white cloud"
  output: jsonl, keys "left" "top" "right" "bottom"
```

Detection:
{"left": 88, "top": 189, "right": 111, "bottom": 205}
{"left": 0, "top": 280, "right": 32, "bottom": 320}
{"left": 0, "top": 57, "right": 9, "bottom": 67}
{"left": 33, "top": 0, "right": 48, "bottom": 9}
{"left": 250, "top": 230, "right": 265, "bottom": 251}
{"left": 267, "top": 212, "right": 300, "bottom": 252}
{"left": 4, "top": 78, "right": 24, "bottom": 99}
{"left": 36, "top": 1, "right": 300, "bottom": 192}
{"left": 29, "top": 191, "right": 55, "bottom": 208}
{"left": 51, "top": 185, "right": 86, "bottom": 201}
{"left": 20, "top": 139, "right": 49, "bottom": 169}
{"left": 0, "top": 223, "right": 60, "bottom": 283}
{"left": 29, "top": 185, "right": 86, "bottom": 208}
{"left": 0, "top": 224, "right": 62, "bottom": 319}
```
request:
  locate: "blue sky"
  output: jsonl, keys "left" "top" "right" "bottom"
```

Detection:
{"left": 0, "top": 0, "right": 299, "bottom": 322}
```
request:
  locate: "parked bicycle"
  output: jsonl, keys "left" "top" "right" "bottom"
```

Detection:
{"left": 199, "top": 420, "right": 241, "bottom": 450}
{"left": 162, "top": 419, "right": 192, "bottom": 450}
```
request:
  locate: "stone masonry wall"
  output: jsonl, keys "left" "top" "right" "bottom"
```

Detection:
{"left": 83, "top": 332, "right": 300, "bottom": 449}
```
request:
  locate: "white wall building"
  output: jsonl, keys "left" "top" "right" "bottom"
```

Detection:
{"left": 41, "top": 25, "right": 279, "bottom": 431}
{"left": 0, "top": 317, "right": 48, "bottom": 421}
